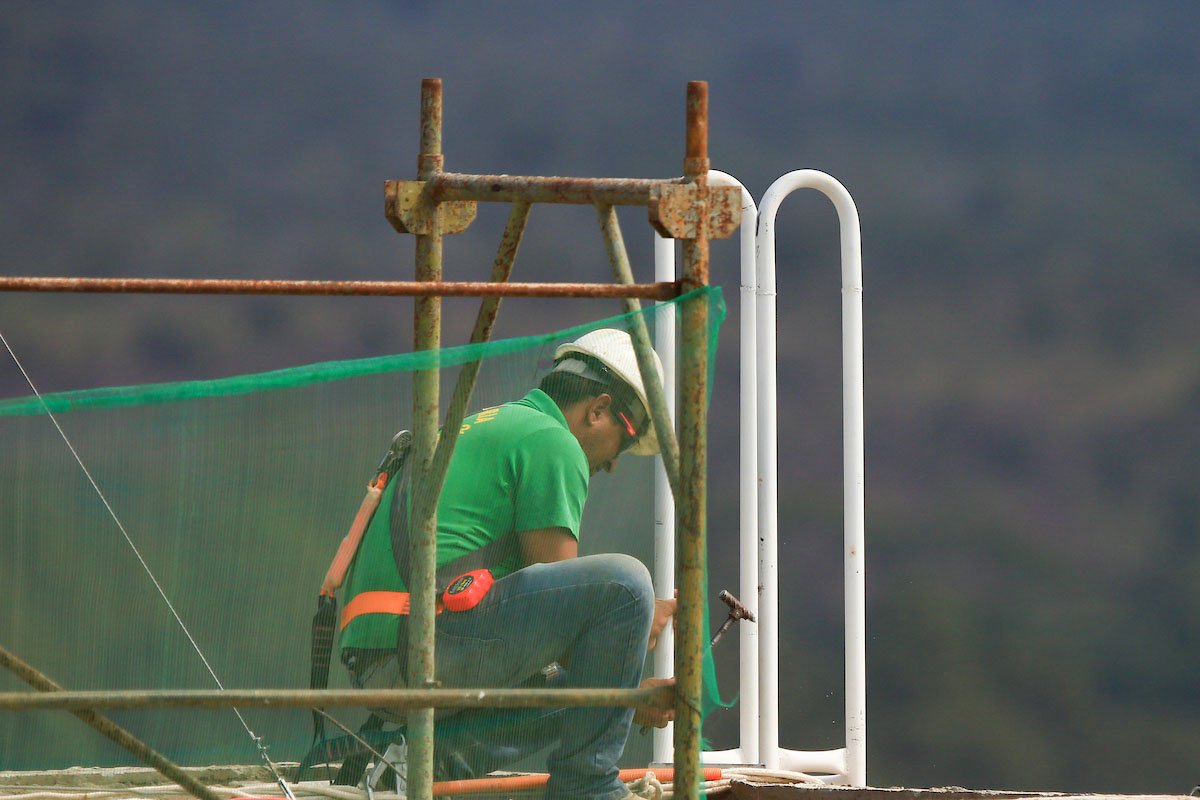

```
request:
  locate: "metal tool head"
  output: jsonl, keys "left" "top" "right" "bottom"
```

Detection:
{"left": 718, "top": 589, "right": 755, "bottom": 623}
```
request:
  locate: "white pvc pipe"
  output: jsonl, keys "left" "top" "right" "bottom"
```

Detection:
{"left": 652, "top": 230, "right": 677, "bottom": 764}
{"left": 757, "top": 170, "right": 866, "bottom": 786}
{"left": 755, "top": 184, "right": 781, "bottom": 775}
{"left": 699, "top": 171, "right": 760, "bottom": 767}
{"left": 778, "top": 748, "right": 848, "bottom": 780}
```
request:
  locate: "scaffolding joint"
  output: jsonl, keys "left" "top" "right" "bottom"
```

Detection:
{"left": 648, "top": 183, "right": 742, "bottom": 240}
{"left": 385, "top": 180, "right": 476, "bottom": 235}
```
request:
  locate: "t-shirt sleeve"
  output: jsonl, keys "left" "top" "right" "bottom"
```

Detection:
{"left": 511, "top": 426, "right": 588, "bottom": 539}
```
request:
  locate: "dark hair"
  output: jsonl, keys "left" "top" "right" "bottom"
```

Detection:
{"left": 538, "top": 371, "right": 607, "bottom": 410}
{"left": 539, "top": 358, "right": 641, "bottom": 419}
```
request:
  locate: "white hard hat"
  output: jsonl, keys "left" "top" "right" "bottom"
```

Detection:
{"left": 553, "top": 328, "right": 665, "bottom": 456}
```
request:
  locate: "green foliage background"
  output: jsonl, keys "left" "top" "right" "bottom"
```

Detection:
{"left": 1, "top": 2, "right": 1198, "bottom": 793}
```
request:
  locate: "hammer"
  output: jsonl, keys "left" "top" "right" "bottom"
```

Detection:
{"left": 639, "top": 589, "right": 757, "bottom": 735}
{"left": 710, "top": 589, "right": 755, "bottom": 647}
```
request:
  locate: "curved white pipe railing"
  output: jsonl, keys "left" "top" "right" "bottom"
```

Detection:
{"left": 651, "top": 169, "right": 865, "bottom": 786}
{"left": 757, "top": 170, "right": 865, "bottom": 786}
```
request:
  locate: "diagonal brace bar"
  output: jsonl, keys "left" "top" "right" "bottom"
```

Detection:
{"left": 0, "top": 644, "right": 223, "bottom": 800}
{"left": 427, "top": 201, "right": 533, "bottom": 510}
{"left": 594, "top": 204, "right": 682, "bottom": 500}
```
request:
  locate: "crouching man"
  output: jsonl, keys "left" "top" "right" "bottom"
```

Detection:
{"left": 340, "top": 329, "right": 677, "bottom": 800}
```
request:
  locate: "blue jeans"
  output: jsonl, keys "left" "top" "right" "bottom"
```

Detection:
{"left": 350, "top": 553, "right": 655, "bottom": 800}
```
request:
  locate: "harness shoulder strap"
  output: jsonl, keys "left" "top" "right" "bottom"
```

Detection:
{"left": 307, "top": 432, "right": 412, "bottom": 749}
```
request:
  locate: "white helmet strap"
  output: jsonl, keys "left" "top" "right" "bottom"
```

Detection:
{"left": 553, "top": 355, "right": 614, "bottom": 386}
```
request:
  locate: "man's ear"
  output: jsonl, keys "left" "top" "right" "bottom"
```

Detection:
{"left": 587, "top": 392, "right": 613, "bottom": 424}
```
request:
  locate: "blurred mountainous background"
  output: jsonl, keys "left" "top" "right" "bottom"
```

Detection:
{"left": 2, "top": 1, "right": 1198, "bottom": 793}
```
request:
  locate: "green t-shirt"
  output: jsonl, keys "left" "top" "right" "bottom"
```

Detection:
{"left": 340, "top": 388, "right": 589, "bottom": 651}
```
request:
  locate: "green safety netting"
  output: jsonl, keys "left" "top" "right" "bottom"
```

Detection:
{"left": 0, "top": 287, "right": 728, "bottom": 773}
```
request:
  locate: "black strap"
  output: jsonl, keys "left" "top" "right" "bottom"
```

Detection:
{"left": 308, "top": 594, "right": 339, "bottom": 743}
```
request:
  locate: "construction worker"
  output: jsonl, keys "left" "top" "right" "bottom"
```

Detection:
{"left": 339, "top": 328, "right": 676, "bottom": 800}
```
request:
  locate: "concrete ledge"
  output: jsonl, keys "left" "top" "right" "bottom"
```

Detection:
{"left": 0, "top": 764, "right": 279, "bottom": 789}
{"left": 1, "top": 767, "right": 1194, "bottom": 800}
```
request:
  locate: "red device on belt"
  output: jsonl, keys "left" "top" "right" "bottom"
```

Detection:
{"left": 442, "top": 569, "right": 495, "bottom": 612}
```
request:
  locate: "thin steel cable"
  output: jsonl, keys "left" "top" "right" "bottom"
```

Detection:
{"left": 0, "top": 329, "right": 294, "bottom": 798}
{"left": 312, "top": 708, "right": 390, "bottom": 765}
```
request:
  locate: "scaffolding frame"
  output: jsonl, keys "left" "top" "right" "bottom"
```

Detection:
{"left": 0, "top": 78, "right": 740, "bottom": 800}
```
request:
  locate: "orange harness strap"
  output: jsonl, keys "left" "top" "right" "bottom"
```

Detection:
{"left": 339, "top": 590, "right": 445, "bottom": 630}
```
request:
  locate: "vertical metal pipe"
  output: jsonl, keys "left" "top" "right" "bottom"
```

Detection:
{"left": 684, "top": 82, "right": 709, "bottom": 176}
{"left": 418, "top": 78, "right": 444, "bottom": 179}
{"left": 594, "top": 203, "right": 681, "bottom": 499}
{"left": 408, "top": 76, "right": 443, "bottom": 800}
{"left": 673, "top": 80, "right": 711, "bottom": 800}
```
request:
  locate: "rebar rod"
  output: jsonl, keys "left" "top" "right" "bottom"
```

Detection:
{"left": 408, "top": 76, "right": 443, "bottom": 800}
{"left": 0, "top": 644, "right": 222, "bottom": 800}
{"left": 0, "top": 686, "right": 671, "bottom": 712}
{"left": 674, "top": 80, "right": 712, "bottom": 800}
{"left": 0, "top": 276, "right": 677, "bottom": 299}
{"left": 594, "top": 203, "right": 682, "bottom": 499}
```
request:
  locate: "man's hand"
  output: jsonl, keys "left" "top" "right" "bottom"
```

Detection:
{"left": 633, "top": 676, "right": 675, "bottom": 729}
{"left": 648, "top": 593, "right": 677, "bottom": 651}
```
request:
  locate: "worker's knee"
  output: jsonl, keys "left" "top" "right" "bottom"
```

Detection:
{"left": 581, "top": 552, "right": 654, "bottom": 620}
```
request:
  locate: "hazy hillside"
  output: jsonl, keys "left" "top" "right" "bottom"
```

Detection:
{"left": 2, "top": 2, "right": 1198, "bottom": 792}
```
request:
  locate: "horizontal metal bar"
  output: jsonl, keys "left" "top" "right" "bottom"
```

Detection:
{"left": 0, "top": 277, "right": 679, "bottom": 300}
{"left": 0, "top": 686, "right": 671, "bottom": 712}
{"left": 433, "top": 173, "right": 683, "bottom": 206}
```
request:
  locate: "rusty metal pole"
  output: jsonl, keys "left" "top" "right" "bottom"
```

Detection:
{"left": 673, "top": 81, "right": 711, "bottom": 800}
{"left": 594, "top": 203, "right": 682, "bottom": 499}
{"left": 0, "top": 275, "right": 676, "bottom": 299}
{"left": 0, "top": 685, "right": 672, "bottom": 712}
{"left": 408, "top": 76, "right": 444, "bottom": 800}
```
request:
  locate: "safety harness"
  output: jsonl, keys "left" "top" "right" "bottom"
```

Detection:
{"left": 302, "top": 430, "right": 515, "bottom": 782}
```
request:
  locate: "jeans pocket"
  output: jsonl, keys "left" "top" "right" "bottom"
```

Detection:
{"left": 434, "top": 629, "right": 506, "bottom": 688}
